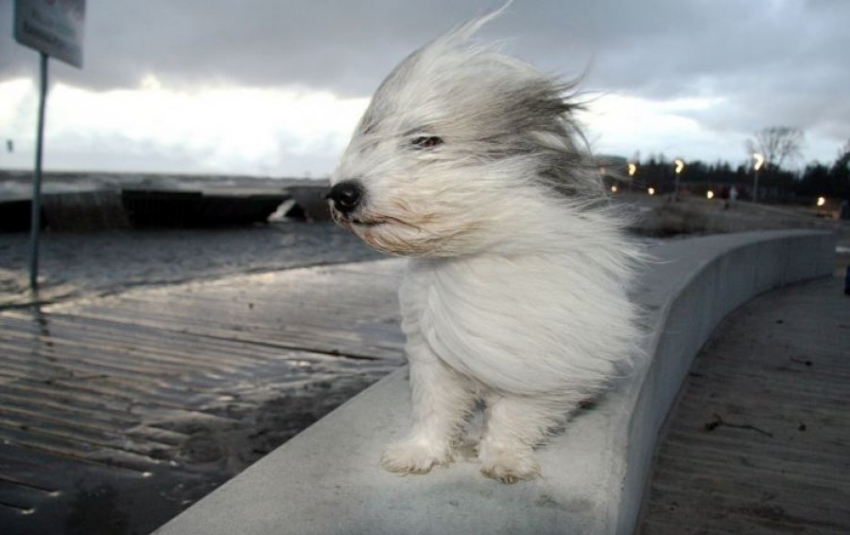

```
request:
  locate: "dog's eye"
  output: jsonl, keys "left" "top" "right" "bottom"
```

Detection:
{"left": 410, "top": 136, "right": 443, "bottom": 149}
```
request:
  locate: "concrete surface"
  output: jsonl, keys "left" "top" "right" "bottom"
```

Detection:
{"left": 0, "top": 260, "right": 402, "bottom": 535}
{"left": 153, "top": 230, "right": 835, "bottom": 535}
{"left": 639, "top": 275, "right": 850, "bottom": 533}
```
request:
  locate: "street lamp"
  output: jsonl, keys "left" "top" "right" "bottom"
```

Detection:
{"left": 752, "top": 152, "right": 764, "bottom": 203}
{"left": 674, "top": 159, "right": 685, "bottom": 200}
{"left": 627, "top": 162, "right": 637, "bottom": 191}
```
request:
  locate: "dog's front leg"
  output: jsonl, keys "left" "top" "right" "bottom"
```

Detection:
{"left": 478, "top": 394, "right": 571, "bottom": 484}
{"left": 381, "top": 347, "right": 474, "bottom": 475}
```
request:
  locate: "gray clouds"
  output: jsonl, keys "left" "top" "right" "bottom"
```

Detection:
{"left": 1, "top": 0, "right": 847, "bottom": 169}
{"left": 3, "top": 1, "right": 846, "bottom": 95}
{"left": 4, "top": 1, "right": 480, "bottom": 93}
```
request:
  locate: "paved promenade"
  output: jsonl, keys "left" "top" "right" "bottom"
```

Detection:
{"left": 639, "top": 275, "right": 850, "bottom": 534}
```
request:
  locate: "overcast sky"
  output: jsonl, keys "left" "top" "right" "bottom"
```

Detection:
{"left": 1, "top": 0, "right": 848, "bottom": 178}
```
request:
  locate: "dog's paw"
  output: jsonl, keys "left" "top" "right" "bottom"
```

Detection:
{"left": 479, "top": 450, "right": 540, "bottom": 484}
{"left": 380, "top": 440, "right": 451, "bottom": 475}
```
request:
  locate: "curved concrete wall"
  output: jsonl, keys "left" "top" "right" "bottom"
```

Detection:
{"left": 615, "top": 230, "right": 834, "bottom": 534}
{"left": 154, "top": 230, "right": 835, "bottom": 535}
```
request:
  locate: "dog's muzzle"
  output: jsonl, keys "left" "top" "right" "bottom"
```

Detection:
{"left": 327, "top": 180, "right": 364, "bottom": 215}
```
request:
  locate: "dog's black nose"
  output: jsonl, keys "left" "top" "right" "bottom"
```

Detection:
{"left": 327, "top": 181, "right": 364, "bottom": 214}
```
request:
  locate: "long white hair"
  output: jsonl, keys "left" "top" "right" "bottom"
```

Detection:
{"left": 332, "top": 6, "right": 642, "bottom": 401}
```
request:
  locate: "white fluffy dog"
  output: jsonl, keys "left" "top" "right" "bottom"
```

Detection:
{"left": 328, "top": 11, "right": 641, "bottom": 483}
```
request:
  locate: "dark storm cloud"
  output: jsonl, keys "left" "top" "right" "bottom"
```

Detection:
{"left": 2, "top": 1, "right": 485, "bottom": 94}
{"left": 2, "top": 0, "right": 848, "bottom": 156}
{"left": 2, "top": 1, "right": 842, "bottom": 92}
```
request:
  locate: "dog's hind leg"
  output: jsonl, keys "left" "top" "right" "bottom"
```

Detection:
{"left": 478, "top": 393, "right": 573, "bottom": 483}
{"left": 380, "top": 356, "right": 475, "bottom": 475}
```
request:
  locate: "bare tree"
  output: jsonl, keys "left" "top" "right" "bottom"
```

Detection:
{"left": 745, "top": 127, "right": 805, "bottom": 170}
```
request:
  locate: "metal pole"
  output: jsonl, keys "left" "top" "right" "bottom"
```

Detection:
{"left": 29, "top": 52, "right": 49, "bottom": 291}
{"left": 674, "top": 172, "right": 680, "bottom": 201}
{"left": 753, "top": 169, "right": 759, "bottom": 203}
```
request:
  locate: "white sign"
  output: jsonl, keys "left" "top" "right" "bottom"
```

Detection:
{"left": 14, "top": 0, "right": 86, "bottom": 68}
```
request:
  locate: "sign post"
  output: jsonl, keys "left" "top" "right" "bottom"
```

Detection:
{"left": 29, "top": 51, "right": 49, "bottom": 290}
{"left": 13, "top": 0, "right": 86, "bottom": 290}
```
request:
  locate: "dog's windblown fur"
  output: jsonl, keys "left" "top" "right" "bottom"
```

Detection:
{"left": 328, "top": 9, "right": 641, "bottom": 483}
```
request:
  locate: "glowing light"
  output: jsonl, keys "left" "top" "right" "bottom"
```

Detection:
{"left": 674, "top": 159, "right": 685, "bottom": 174}
{"left": 628, "top": 163, "right": 637, "bottom": 177}
{"left": 611, "top": 185, "right": 618, "bottom": 193}
{"left": 753, "top": 153, "right": 764, "bottom": 171}
{"left": 648, "top": 187, "right": 656, "bottom": 196}
{"left": 706, "top": 190, "right": 714, "bottom": 200}
{"left": 817, "top": 196, "right": 826, "bottom": 207}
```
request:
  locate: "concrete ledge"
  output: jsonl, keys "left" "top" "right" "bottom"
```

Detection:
{"left": 154, "top": 230, "right": 835, "bottom": 535}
